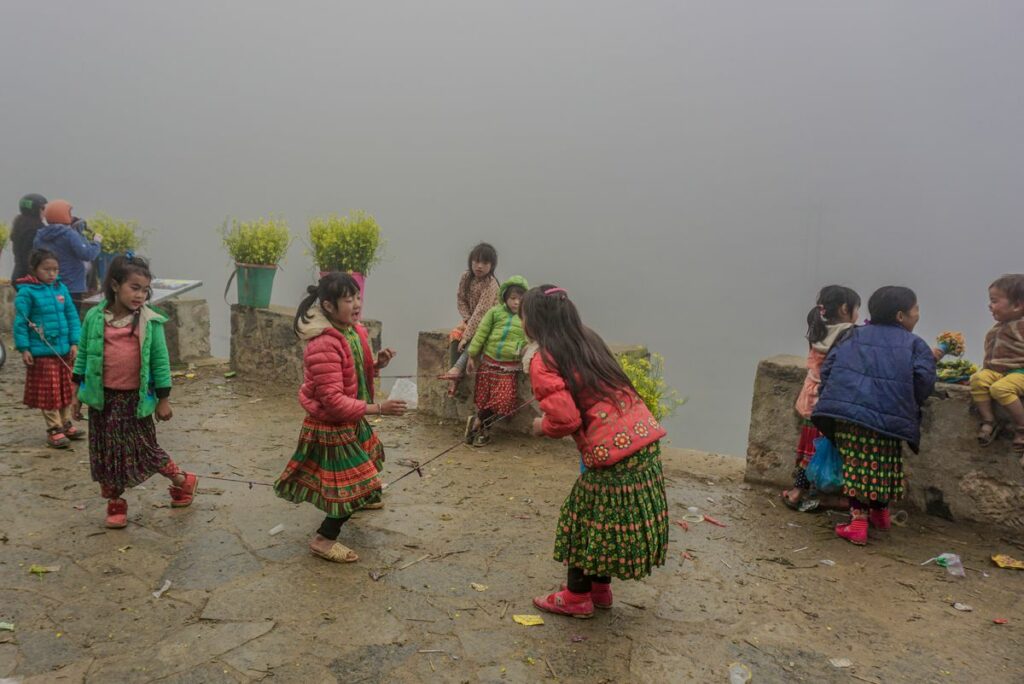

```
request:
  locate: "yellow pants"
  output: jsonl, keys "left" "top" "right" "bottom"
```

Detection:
{"left": 970, "top": 369, "right": 1024, "bottom": 406}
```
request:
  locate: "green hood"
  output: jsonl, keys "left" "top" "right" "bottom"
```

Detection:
{"left": 499, "top": 275, "right": 529, "bottom": 306}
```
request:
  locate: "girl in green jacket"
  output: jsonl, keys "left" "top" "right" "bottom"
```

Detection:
{"left": 463, "top": 275, "right": 528, "bottom": 446}
{"left": 71, "top": 255, "right": 198, "bottom": 529}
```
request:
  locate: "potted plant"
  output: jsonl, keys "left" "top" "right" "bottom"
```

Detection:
{"left": 89, "top": 212, "right": 145, "bottom": 280}
{"left": 308, "top": 210, "right": 384, "bottom": 296}
{"left": 222, "top": 215, "right": 291, "bottom": 308}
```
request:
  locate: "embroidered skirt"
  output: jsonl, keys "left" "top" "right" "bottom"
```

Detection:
{"left": 274, "top": 417, "right": 384, "bottom": 518}
{"left": 89, "top": 389, "right": 172, "bottom": 491}
{"left": 474, "top": 356, "right": 520, "bottom": 416}
{"left": 23, "top": 355, "right": 75, "bottom": 410}
{"left": 834, "top": 420, "right": 905, "bottom": 504}
{"left": 553, "top": 442, "right": 668, "bottom": 581}
{"left": 795, "top": 419, "right": 821, "bottom": 470}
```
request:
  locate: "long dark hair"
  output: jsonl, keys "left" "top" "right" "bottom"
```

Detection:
{"left": 868, "top": 286, "right": 917, "bottom": 325}
{"left": 294, "top": 271, "right": 361, "bottom": 335}
{"left": 459, "top": 242, "right": 498, "bottom": 304}
{"left": 103, "top": 254, "right": 153, "bottom": 333}
{"left": 806, "top": 285, "right": 860, "bottom": 345}
{"left": 521, "top": 284, "right": 635, "bottom": 406}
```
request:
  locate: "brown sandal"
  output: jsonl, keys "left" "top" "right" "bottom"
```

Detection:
{"left": 978, "top": 421, "right": 1001, "bottom": 447}
{"left": 310, "top": 542, "right": 359, "bottom": 563}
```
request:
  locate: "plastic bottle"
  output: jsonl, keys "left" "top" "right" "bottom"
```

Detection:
{"left": 728, "top": 662, "right": 752, "bottom": 683}
{"left": 935, "top": 553, "right": 966, "bottom": 578}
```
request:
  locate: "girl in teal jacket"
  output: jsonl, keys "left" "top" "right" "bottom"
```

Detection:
{"left": 71, "top": 255, "right": 198, "bottom": 529}
{"left": 14, "top": 249, "right": 82, "bottom": 448}
{"left": 464, "top": 275, "right": 528, "bottom": 446}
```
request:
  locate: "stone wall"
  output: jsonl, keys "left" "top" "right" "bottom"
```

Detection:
{"left": 230, "top": 304, "right": 381, "bottom": 385}
{"left": 416, "top": 328, "right": 650, "bottom": 435}
{"left": 746, "top": 355, "right": 1024, "bottom": 529}
{"left": 0, "top": 284, "right": 13, "bottom": 338}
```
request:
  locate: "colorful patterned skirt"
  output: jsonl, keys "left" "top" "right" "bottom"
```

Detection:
{"left": 274, "top": 417, "right": 384, "bottom": 518}
{"left": 795, "top": 418, "right": 821, "bottom": 470}
{"left": 474, "top": 356, "right": 520, "bottom": 416}
{"left": 23, "top": 355, "right": 75, "bottom": 410}
{"left": 89, "top": 389, "right": 172, "bottom": 492}
{"left": 834, "top": 420, "right": 905, "bottom": 504}
{"left": 553, "top": 442, "right": 668, "bottom": 581}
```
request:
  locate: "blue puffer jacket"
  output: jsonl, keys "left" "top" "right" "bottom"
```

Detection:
{"left": 812, "top": 323, "right": 936, "bottom": 453}
{"left": 13, "top": 276, "right": 81, "bottom": 357}
{"left": 33, "top": 223, "right": 101, "bottom": 295}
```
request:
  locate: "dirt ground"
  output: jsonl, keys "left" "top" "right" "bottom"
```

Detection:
{"left": 1, "top": 360, "right": 1022, "bottom": 683}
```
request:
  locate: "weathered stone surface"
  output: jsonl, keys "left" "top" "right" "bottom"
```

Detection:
{"left": 0, "top": 283, "right": 13, "bottom": 337}
{"left": 230, "top": 304, "right": 380, "bottom": 385}
{"left": 745, "top": 354, "right": 1024, "bottom": 528}
{"left": 417, "top": 328, "right": 649, "bottom": 435}
{"left": 162, "top": 298, "right": 211, "bottom": 364}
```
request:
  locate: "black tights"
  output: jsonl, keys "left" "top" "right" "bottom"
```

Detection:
{"left": 849, "top": 497, "right": 887, "bottom": 511}
{"left": 567, "top": 567, "right": 611, "bottom": 594}
{"left": 317, "top": 515, "right": 351, "bottom": 540}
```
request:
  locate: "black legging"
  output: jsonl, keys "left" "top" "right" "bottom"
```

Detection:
{"left": 567, "top": 567, "right": 611, "bottom": 594}
{"left": 317, "top": 515, "right": 351, "bottom": 540}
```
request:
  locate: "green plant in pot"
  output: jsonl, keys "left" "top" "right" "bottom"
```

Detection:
{"left": 308, "top": 210, "right": 385, "bottom": 296}
{"left": 89, "top": 212, "right": 145, "bottom": 281}
{"left": 222, "top": 215, "right": 291, "bottom": 308}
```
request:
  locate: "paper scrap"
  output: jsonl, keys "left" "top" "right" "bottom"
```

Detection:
{"left": 471, "top": 583, "right": 488, "bottom": 592}
{"left": 512, "top": 614, "right": 545, "bottom": 626}
{"left": 992, "top": 554, "right": 1024, "bottom": 570}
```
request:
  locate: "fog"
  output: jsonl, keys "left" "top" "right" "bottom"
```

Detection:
{"left": 2, "top": 1, "right": 1022, "bottom": 455}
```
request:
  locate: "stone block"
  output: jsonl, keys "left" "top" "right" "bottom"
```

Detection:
{"left": 745, "top": 354, "right": 1024, "bottom": 529}
{"left": 162, "top": 298, "right": 211, "bottom": 364}
{"left": 230, "top": 304, "right": 381, "bottom": 385}
{"left": 416, "top": 328, "right": 649, "bottom": 435}
{"left": 0, "top": 283, "right": 13, "bottom": 337}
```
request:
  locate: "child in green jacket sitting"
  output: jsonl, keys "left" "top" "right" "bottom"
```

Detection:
{"left": 463, "top": 275, "right": 528, "bottom": 446}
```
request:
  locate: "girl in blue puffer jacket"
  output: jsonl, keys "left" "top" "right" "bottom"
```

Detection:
{"left": 813, "top": 287, "right": 941, "bottom": 546}
{"left": 14, "top": 249, "right": 83, "bottom": 448}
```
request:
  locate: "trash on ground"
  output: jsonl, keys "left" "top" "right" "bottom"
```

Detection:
{"left": 512, "top": 614, "right": 545, "bottom": 626}
{"left": 819, "top": 559, "right": 836, "bottom": 567}
{"left": 571, "top": 635, "right": 587, "bottom": 643}
{"left": 891, "top": 509, "right": 909, "bottom": 526}
{"left": 923, "top": 553, "right": 965, "bottom": 577}
{"left": 223, "top": 371, "right": 237, "bottom": 378}
{"left": 991, "top": 554, "right": 1024, "bottom": 570}
{"left": 268, "top": 524, "right": 285, "bottom": 536}
{"left": 28, "top": 564, "right": 60, "bottom": 577}
{"left": 152, "top": 580, "right": 172, "bottom": 599}
{"left": 118, "top": 545, "right": 132, "bottom": 553}
{"left": 687, "top": 506, "right": 700, "bottom": 514}
{"left": 993, "top": 618, "right": 1009, "bottom": 625}
{"left": 728, "top": 662, "right": 752, "bottom": 683}
{"left": 673, "top": 520, "right": 689, "bottom": 532}
{"left": 682, "top": 514, "right": 703, "bottom": 524}
{"left": 471, "top": 583, "right": 488, "bottom": 592}
{"left": 73, "top": 504, "right": 86, "bottom": 511}
{"left": 702, "top": 514, "right": 727, "bottom": 527}
{"left": 952, "top": 602, "right": 973, "bottom": 612}
{"left": 0, "top": 623, "right": 13, "bottom": 632}
{"left": 829, "top": 657, "right": 853, "bottom": 669}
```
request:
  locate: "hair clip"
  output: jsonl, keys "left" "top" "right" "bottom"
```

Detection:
{"left": 544, "top": 287, "right": 567, "bottom": 297}
{"left": 125, "top": 251, "right": 135, "bottom": 262}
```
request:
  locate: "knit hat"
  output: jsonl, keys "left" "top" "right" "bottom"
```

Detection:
{"left": 43, "top": 199, "right": 73, "bottom": 225}
{"left": 18, "top": 193, "right": 47, "bottom": 216}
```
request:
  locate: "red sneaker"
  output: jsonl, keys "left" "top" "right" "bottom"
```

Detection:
{"left": 63, "top": 421, "right": 85, "bottom": 440}
{"left": 106, "top": 498, "right": 128, "bottom": 529}
{"left": 836, "top": 515, "right": 868, "bottom": 545}
{"left": 169, "top": 472, "right": 198, "bottom": 508}
{"left": 46, "top": 427, "right": 70, "bottom": 449}
{"left": 591, "top": 581, "right": 613, "bottom": 609}
{"left": 868, "top": 509, "right": 891, "bottom": 531}
{"left": 533, "top": 589, "right": 594, "bottom": 619}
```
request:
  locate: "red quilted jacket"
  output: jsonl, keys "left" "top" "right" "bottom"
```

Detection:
{"left": 298, "top": 313, "right": 376, "bottom": 424}
{"left": 529, "top": 353, "right": 666, "bottom": 468}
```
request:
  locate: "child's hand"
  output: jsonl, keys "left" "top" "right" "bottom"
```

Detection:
{"left": 380, "top": 400, "right": 407, "bottom": 416}
{"left": 458, "top": 338, "right": 469, "bottom": 353}
{"left": 376, "top": 348, "right": 396, "bottom": 369}
{"left": 21, "top": 351, "right": 33, "bottom": 366}
{"left": 155, "top": 398, "right": 173, "bottom": 422}
{"left": 532, "top": 417, "right": 545, "bottom": 437}
{"left": 71, "top": 399, "right": 83, "bottom": 421}
{"left": 467, "top": 357, "right": 476, "bottom": 375}
{"left": 932, "top": 347, "right": 945, "bottom": 361}
{"left": 68, "top": 345, "right": 78, "bottom": 364}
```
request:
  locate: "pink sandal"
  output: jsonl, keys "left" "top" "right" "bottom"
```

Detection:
{"left": 532, "top": 588, "right": 594, "bottom": 619}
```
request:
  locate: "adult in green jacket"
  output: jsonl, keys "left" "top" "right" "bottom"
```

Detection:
{"left": 468, "top": 275, "right": 529, "bottom": 363}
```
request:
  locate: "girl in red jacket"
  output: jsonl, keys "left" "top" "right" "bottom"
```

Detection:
{"left": 523, "top": 285, "right": 669, "bottom": 618}
{"left": 274, "top": 273, "right": 406, "bottom": 563}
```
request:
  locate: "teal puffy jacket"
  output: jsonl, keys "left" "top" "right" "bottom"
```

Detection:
{"left": 13, "top": 276, "right": 81, "bottom": 357}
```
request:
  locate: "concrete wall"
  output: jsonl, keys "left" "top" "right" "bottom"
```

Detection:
{"left": 229, "top": 304, "right": 381, "bottom": 385}
{"left": 416, "top": 328, "right": 650, "bottom": 435}
{"left": 746, "top": 355, "right": 1024, "bottom": 529}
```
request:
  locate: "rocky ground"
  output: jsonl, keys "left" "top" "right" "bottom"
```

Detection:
{"left": 0, "top": 360, "right": 1022, "bottom": 683}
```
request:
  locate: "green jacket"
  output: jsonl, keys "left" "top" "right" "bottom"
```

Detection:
{"left": 72, "top": 303, "right": 173, "bottom": 417}
{"left": 468, "top": 275, "right": 528, "bottom": 362}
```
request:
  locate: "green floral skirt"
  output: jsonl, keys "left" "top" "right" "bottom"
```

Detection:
{"left": 553, "top": 442, "right": 668, "bottom": 580}
{"left": 834, "top": 420, "right": 905, "bottom": 504}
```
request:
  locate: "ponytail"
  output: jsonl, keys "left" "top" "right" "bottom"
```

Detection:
{"left": 805, "top": 305, "right": 828, "bottom": 346}
{"left": 293, "top": 273, "right": 360, "bottom": 335}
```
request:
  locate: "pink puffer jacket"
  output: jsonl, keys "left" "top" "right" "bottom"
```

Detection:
{"left": 298, "top": 313, "right": 376, "bottom": 424}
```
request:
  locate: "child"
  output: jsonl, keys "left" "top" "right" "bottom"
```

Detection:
{"left": 441, "top": 243, "right": 500, "bottom": 395}
{"left": 813, "top": 286, "right": 940, "bottom": 545}
{"left": 14, "top": 249, "right": 82, "bottom": 448}
{"left": 522, "top": 285, "right": 668, "bottom": 618}
{"left": 10, "top": 193, "right": 47, "bottom": 283}
{"left": 33, "top": 199, "right": 103, "bottom": 312}
{"left": 274, "top": 273, "right": 406, "bottom": 563}
{"left": 71, "top": 255, "right": 197, "bottom": 528}
{"left": 463, "top": 275, "right": 529, "bottom": 446}
{"left": 782, "top": 285, "right": 860, "bottom": 510}
{"left": 970, "top": 274, "right": 1024, "bottom": 459}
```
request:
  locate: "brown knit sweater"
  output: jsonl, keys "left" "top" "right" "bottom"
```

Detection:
{"left": 983, "top": 319, "right": 1024, "bottom": 373}
{"left": 457, "top": 272, "right": 500, "bottom": 343}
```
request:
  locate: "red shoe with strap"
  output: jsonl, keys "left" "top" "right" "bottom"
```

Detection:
{"left": 836, "top": 512, "right": 868, "bottom": 545}
{"left": 591, "top": 581, "right": 613, "bottom": 609}
{"left": 868, "top": 508, "right": 891, "bottom": 531}
{"left": 533, "top": 588, "right": 594, "bottom": 619}
{"left": 46, "top": 427, "right": 70, "bottom": 449}
{"left": 105, "top": 498, "right": 128, "bottom": 529}
{"left": 63, "top": 421, "right": 84, "bottom": 440}
{"left": 169, "top": 473, "right": 199, "bottom": 508}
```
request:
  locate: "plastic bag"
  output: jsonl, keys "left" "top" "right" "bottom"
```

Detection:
{"left": 806, "top": 435, "right": 844, "bottom": 493}
{"left": 387, "top": 378, "right": 418, "bottom": 410}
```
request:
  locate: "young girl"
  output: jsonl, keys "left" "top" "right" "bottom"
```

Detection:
{"left": 782, "top": 285, "right": 860, "bottom": 510}
{"left": 442, "top": 243, "right": 500, "bottom": 396}
{"left": 463, "top": 275, "right": 528, "bottom": 446}
{"left": 274, "top": 273, "right": 406, "bottom": 563}
{"left": 523, "top": 285, "right": 668, "bottom": 618}
{"left": 14, "top": 249, "right": 82, "bottom": 448}
{"left": 813, "top": 286, "right": 940, "bottom": 545}
{"left": 71, "top": 255, "right": 198, "bottom": 529}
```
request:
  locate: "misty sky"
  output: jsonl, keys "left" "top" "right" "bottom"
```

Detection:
{"left": 2, "top": 1, "right": 1022, "bottom": 456}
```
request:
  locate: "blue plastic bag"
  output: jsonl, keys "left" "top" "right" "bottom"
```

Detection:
{"left": 806, "top": 435, "right": 844, "bottom": 493}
